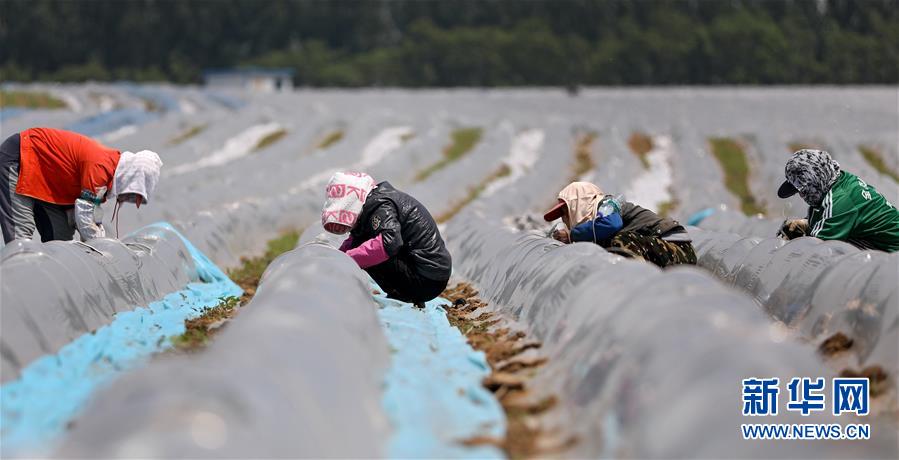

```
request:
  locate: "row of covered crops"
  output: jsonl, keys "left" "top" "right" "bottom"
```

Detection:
{"left": 1, "top": 83, "right": 897, "bottom": 457}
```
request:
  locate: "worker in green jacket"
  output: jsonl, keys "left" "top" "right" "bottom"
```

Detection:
{"left": 777, "top": 149, "right": 899, "bottom": 252}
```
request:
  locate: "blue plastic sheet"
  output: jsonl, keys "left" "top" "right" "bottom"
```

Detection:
{"left": 0, "top": 223, "right": 241, "bottom": 457}
{"left": 376, "top": 285, "right": 505, "bottom": 459}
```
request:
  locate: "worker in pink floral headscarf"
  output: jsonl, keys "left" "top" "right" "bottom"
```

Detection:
{"left": 321, "top": 172, "right": 451, "bottom": 304}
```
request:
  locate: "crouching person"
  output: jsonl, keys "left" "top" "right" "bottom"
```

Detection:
{"left": 776, "top": 149, "right": 899, "bottom": 252}
{"left": 322, "top": 172, "right": 452, "bottom": 304}
{"left": 543, "top": 181, "right": 696, "bottom": 267}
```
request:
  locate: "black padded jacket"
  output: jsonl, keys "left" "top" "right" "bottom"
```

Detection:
{"left": 349, "top": 182, "right": 452, "bottom": 281}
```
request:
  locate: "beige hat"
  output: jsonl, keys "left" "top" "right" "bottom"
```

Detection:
{"left": 543, "top": 182, "right": 605, "bottom": 227}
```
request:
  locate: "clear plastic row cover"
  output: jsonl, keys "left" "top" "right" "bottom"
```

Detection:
{"left": 696, "top": 209, "right": 782, "bottom": 238}
{"left": 690, "top": 227, "right": 898, "bottom": 377}
{"left": 445, "top": 215, "right": 896, "bottom": 458}
{"left": 5, "top": 85, "right": 896, "bottom": 221}
{"left": 3, "top": 84, "right": 896, "bottom": 456}
{"left": 9, "top": 85, "right": 888, "bottom": 265}
{"left": 57, "top": 242, "right": 391, "bottom": 458}
{"left": 0, "top": 226, "right": 195, "bottom": 382}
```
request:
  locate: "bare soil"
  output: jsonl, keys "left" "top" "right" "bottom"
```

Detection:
{"left": 841, "top": 366, "right": 891, "bottom": 398}
{"left": 571, "top": 131, "right": 597, "bottom": 182}
{"left": 170, "top": 296, "right": 239, "bottom": 351}
{"left": 818, "top": 331, "right": 854, "bottom": 356}
{"left": 436, "top": 164, "right": 511, "bottom": 223}
{"left": 819, "top": 332, "right": 893, "bottom": 400}
{"left": 627, "top": 132, "right": 653, "bottom": 169}
{"left": 442, "top": 282, "right": 576, "bottom": 459}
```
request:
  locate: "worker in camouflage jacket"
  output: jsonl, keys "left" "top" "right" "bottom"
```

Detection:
{"left": 777, "top": 149, "right": 899, "bottom": 252}
{"left": 544, "top": 182, "right": 696, "bottom": 267}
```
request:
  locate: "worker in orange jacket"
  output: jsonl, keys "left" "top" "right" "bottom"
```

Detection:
{"left": 0, "top": 127, "right": 162, "bottom": 243}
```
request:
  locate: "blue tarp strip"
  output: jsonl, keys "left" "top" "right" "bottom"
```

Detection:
{"left": 375, "top": 285, "right": 506, "bottom": 459}
{"left": 687, "top": 207, "right": 716, "bottom": 226}
{"left": 0, "top": 223, "right": 242, "bottom": 456}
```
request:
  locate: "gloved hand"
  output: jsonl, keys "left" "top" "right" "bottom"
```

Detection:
{"left": 777, "top": 218, "right": 809, "bottom": 240}
{"left": 74, "top": 198, "right": 106, "bottom": 240}
{"left": 552, "top": 228, "right": 571, "bottom": 244}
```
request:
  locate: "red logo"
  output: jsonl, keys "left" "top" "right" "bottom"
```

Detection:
{"left": 339, "top": 210, "right": 357, "bottom": 224}
{"left": 327, "top": 184, "right": 347, "bottom": 198}
{"left": 346, "top": 185, "right": 368, "bottom": 200}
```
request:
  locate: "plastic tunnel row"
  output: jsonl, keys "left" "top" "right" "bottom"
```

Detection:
{"left": 2, "top": 86, "right": 898, "bottom": 458}
{"left": 4, "top": 87, "right": 896, "bottom": 247}
{"left": 36, "top": 224, "right": 502, "bottom": 457}
{"left": 1, "top": 225, "right": 195, "bottom": 381}
{"left": 694, "top": 209, "right": 782, "bottom": 238}
{"left": 445, "top": 212, "right": 896, "bottom": 458}
{"left": 1, "top": 87, "right": 238, "bottom": 155}
{"left": 1, "top": 109, "right": 517, "bottom": 455}
{"left": 14, "top": 195, "right": 895, "bottom": 457}
{"left": 689, "top": 227, "right": 898, "bottom": 378}
{"left": 57, "top": 241, "right": 391, "bottom": 457}
{"left": 6, "top": 86, "right": 897, "bottom": 224}
{"left": 0, "top": 223, "right": 243, "bottom": 455}
{"left": 435, "top": 107, "right": 897, "bottom": 457}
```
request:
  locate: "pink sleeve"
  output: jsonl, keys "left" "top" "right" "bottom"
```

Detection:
{"left": 338, "top": 236, "right": 354, "bottom": 252}
{"left": 345, "top": 234, "right": 390, "bottom": 269}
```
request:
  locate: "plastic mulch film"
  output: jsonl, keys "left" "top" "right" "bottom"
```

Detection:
{"left": 690, "top": 227, "right": 899, "bottom": 378}
{"left": 0, "top": 225, "right": 195, "bottom": 382}
{"left": 445, "top": 214, "right": 896, "bottom": 458}
{"left": 696, "top": 209, "right": 783, "bottom": 238}
{"left": 55, "top": 242, "right": 390, "bottom": 458}
{"left": 110, "top": 109, "right": 431, "bottom": 269}
{"left": 3, "top": 84, "right": 898, "bottom": 457}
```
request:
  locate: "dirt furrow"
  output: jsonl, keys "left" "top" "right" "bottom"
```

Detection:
{"left": 442, "top": 282, "right": 577, "bottom": 459}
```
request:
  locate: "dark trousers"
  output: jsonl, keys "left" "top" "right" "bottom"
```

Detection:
{"left": 0, "top": 133, "right": 75, "bottom": 243}
{"left": 366, "top": 256, "right": 449, "bottom": 303}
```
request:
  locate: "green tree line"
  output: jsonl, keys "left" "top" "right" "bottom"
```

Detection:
{"left": 1, "top": 0, "right": 896, "bottom": 86}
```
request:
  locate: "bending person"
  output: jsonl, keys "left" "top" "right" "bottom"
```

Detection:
{"left": 543, "top": 181, "right": 696, "bottom": 267}
{"left": 321, "top": 172, "right": 452, "bottom": 304}
{"left": 0, "top": 127, "right": 163, "bottom": 243}
{"left": 776, "top": 149, "right": 899, "bottom": 252}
